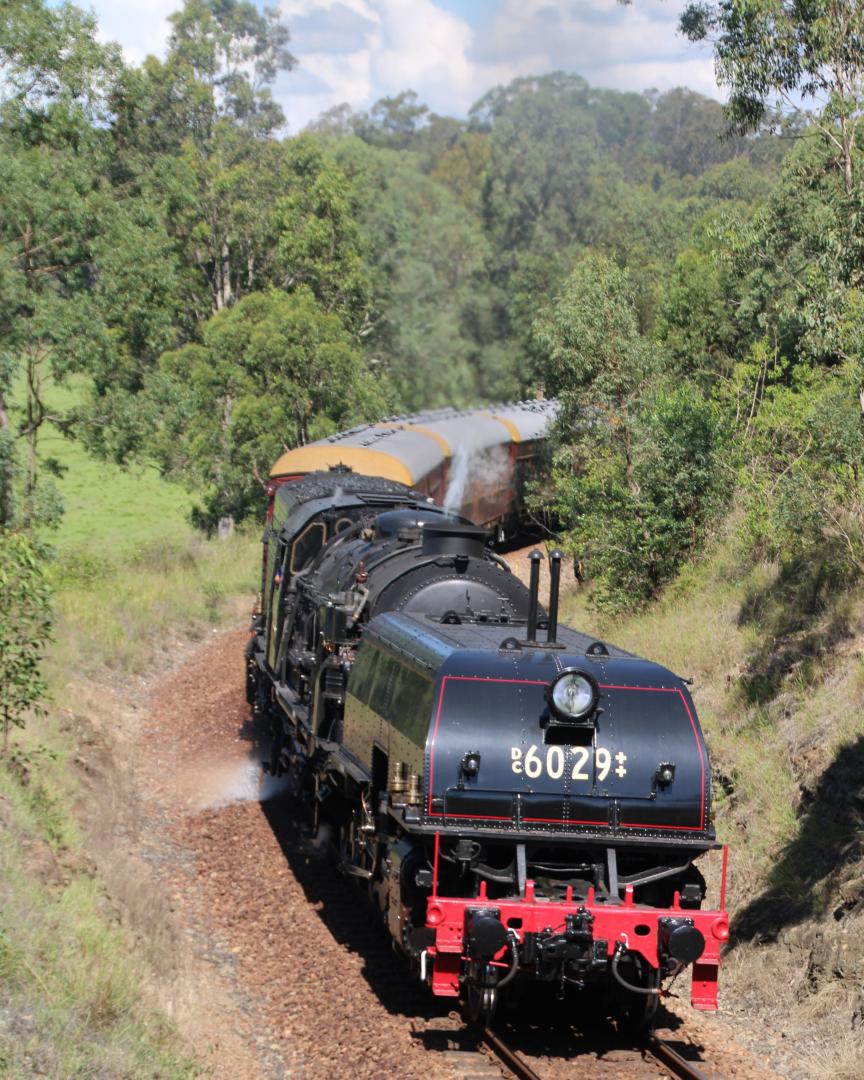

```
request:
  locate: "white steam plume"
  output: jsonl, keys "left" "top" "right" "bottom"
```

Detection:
{"left": 444, "top": 444, "right": 514, "bottom": 517}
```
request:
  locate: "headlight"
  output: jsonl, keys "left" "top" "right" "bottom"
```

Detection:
{"left": 547, "top": 670, "right": 598, "bottom": 721}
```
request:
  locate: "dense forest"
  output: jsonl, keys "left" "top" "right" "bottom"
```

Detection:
{"left": 2, "top": 0, "right": 863, "bottom": 615}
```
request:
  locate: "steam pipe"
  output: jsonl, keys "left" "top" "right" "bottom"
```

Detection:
{"left": 547, "top": 549, "right": 562, "bottom": 643}
{"left": 526, "top": 551, "right": 542, "bottom": 642}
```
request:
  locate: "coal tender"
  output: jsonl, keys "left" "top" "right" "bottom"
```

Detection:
{"left": 247, "top": 473, "right": 728, "bottom": 1027}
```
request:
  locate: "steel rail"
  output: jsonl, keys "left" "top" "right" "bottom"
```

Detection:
{"left": 477, "top": 1020, "right": 715, "bottom": 1080}
{"left": 645, "top": 1034, "right": 714, "bottom": 1080}
{"left": 482, "top": 1026, "right": 545, "bottom": 1080}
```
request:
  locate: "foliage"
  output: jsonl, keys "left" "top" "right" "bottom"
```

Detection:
{"left": 0, "top": 0, "right": 807, "bottom": 561}
{"left": 138, "top": 0, "right": 294, "bottom": 147}
{"left": 336, "top": 139, "right": 517, "bottom": 408}
{"left": 276, "top": 134, "right": 372, "bottom": 328}
{"left": 647, "top": 87, "right": 738, "bottom": 176}
{"left": 739, "top": 362, "right": 864, "bottom": 576}
{"left": 473, "top": 73, "right": 604, "bottom": 260}
{"left": 533, "top": 256, "right": 729, "bottom": 609}
{"left": 0, "top": 530, "right": 52, "bottom": 748}
{"left": 353, "top": 90, "right": 430, "bottom": 149}
{"left": 711, "top": 133, "right": 864, "bottom": 578}
{"left": 730, "top": 136, "right": 864, "bottom": 367}
{"left": 0, "top": 0, "right": 121, "bottom": 527}
{"left": 0, "top": 0, "right": 122, "bottom": 126}
{"left": 153, "top": 288, "right": 385, "bottom": 528}
{"left": 655, "top": 244, "right": 741, "bottom": 382}
{"left": 533, "top": 254, "right": 656, "bottom": 434}
{"left": 681, "top": 1, "right": 864, "bottom": 192}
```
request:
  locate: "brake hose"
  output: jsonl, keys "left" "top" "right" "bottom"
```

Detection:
{"left": 495, "top": 935, "right": 521, "bottom": 989}
{"left": 611, "top": 943, "right": 661, "bottom": 996}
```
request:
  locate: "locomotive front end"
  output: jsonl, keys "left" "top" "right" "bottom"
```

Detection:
{"left": 405, "top": 620, "right": 728, "bottom": 1020}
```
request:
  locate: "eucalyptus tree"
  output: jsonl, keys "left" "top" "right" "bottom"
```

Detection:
{"left": 0, "top": 530, "right": 52, "bottom": 751}
{"left": 152, "top": 288, "right": 386, "bottom": 529}
{"left": 531, "top": 254, "right": 727, "bottom": 608}
{"left": 113, "top": 0, "right": 297, "bottom": 315}
{"left": 681, "top": 1, "right": 864, "bottom": 194}
{"left": 0, "top": 0, "right": 123, "bottom": 524}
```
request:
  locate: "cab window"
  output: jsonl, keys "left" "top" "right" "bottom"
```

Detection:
{"left": 290, "top": 521, "right": 326, "bottom": 573}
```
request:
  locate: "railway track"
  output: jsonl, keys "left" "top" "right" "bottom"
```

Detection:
{"left": 644, "top": 1033, "right": 713, "bottom": 1080}
{"left": 438, "top": 1016, "right": 718, "bottom": 1080}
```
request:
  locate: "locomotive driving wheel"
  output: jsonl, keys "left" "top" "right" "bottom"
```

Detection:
{"left": 616, "top": 957, "right": 661, "bottom": 1034}
{"left": 465, "top": 963, "right": 498, "bottom": 1026}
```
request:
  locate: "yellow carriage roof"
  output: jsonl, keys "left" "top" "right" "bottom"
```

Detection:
{"left": 269, "top": 402, "right": 559, "bottom": 484}
{"left": 269, "top": 444, "right": 415, "bottom": 486}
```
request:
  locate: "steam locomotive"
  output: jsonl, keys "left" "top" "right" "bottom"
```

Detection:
{"left": 246, "top": 464, "right": 728, "bottom": 1026}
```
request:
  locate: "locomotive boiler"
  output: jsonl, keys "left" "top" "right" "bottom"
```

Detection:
{"left": 246, "top": 467, "right": 728, "bottom": 1026}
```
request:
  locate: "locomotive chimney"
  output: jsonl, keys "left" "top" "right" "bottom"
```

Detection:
{"left": 422, "top": 522, "right": 486, "bottom": 560}
{"left": 526, "top": 550, "right": 543, "bottom": 642}
{"left": 547, "top": 549, "right": 562, "bottom": 644}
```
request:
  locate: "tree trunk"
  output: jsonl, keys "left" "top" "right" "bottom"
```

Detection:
{"left": 839, "top": 112, "right": 854, "bottom": 196}
{"left": 21, "top": 349, "right": 46, "bottom": 527}
{"left": 216, "top": 239, "right": 232, "bottom": 310}
{"left": 617, "top": 392, "right": 638, "bottom": 495}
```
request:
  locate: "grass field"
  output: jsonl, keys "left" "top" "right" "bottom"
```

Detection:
{"left": 16, "top": 376, "right": 194, "bottom": 553}
{"left": 1, "top": 376, "right": 261, "bottom": 1077}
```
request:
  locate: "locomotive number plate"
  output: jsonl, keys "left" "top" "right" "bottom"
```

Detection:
{"left": 511, "top": 744, "right": 627, "bottom": 781}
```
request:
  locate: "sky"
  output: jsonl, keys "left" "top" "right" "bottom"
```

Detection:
{"left": 88, "top": 0, "right": 720, "bottom": 133}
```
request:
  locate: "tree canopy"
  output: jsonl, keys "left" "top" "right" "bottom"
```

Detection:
{"left": 7, "top": 0, "right": 850, "bottom": 593}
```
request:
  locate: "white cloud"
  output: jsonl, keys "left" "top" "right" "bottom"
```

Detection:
{"left": 91, "top": 0, "right": 176, "bottom": 65}
{"left": 86, "top": 0, "right": 719, "bottom": 131}
{"left": 279, "top": 0, "right": 510, "bottom": 130}
{"left": 469, "top": 0, "right": 717, "bottom": 93}
{"left": 277, "top": 0, "right": 717, "bottom": 130}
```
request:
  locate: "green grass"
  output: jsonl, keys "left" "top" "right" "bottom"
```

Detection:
{"left": 0, "top": 526, "right": 260, "bottom": 1077}
{"left": 0, "top": 701, "right": 202, "bottom": 1080}
{"left": 1, "top": 374, "right": 262, "bottom": 1076}
{"left": 17, "top": 375, "right": 195, "bottom": 553}
{"left": 49, "top": 531, "right": 259, "bottom": 676}
{"left": 0, "top": 769, "right": 200, "bottom": 1079}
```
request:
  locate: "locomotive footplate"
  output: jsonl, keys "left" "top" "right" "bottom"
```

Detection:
{"left": 424, "top": 879, "right": 728, "bottom": 1011}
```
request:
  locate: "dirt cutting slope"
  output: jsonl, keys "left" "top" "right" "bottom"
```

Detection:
{"left": 139, "top": 629, "right": 460, "bottom": 1080}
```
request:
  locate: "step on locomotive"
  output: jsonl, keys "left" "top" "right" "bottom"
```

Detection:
{"left": 246, "top": 467, "right": 729, "bottom": 1026}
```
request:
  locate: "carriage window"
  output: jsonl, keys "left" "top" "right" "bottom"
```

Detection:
{"left": 290, "top": 521, "right": 326, "bottom": 573}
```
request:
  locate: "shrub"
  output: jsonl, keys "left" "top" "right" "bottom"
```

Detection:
{"left": 0, "top": 530, "right": 52, "bottom": 750}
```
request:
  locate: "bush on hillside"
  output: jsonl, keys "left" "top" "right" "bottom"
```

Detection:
{"left": 0, "top": 530, "right": 52, "bottom": 750}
